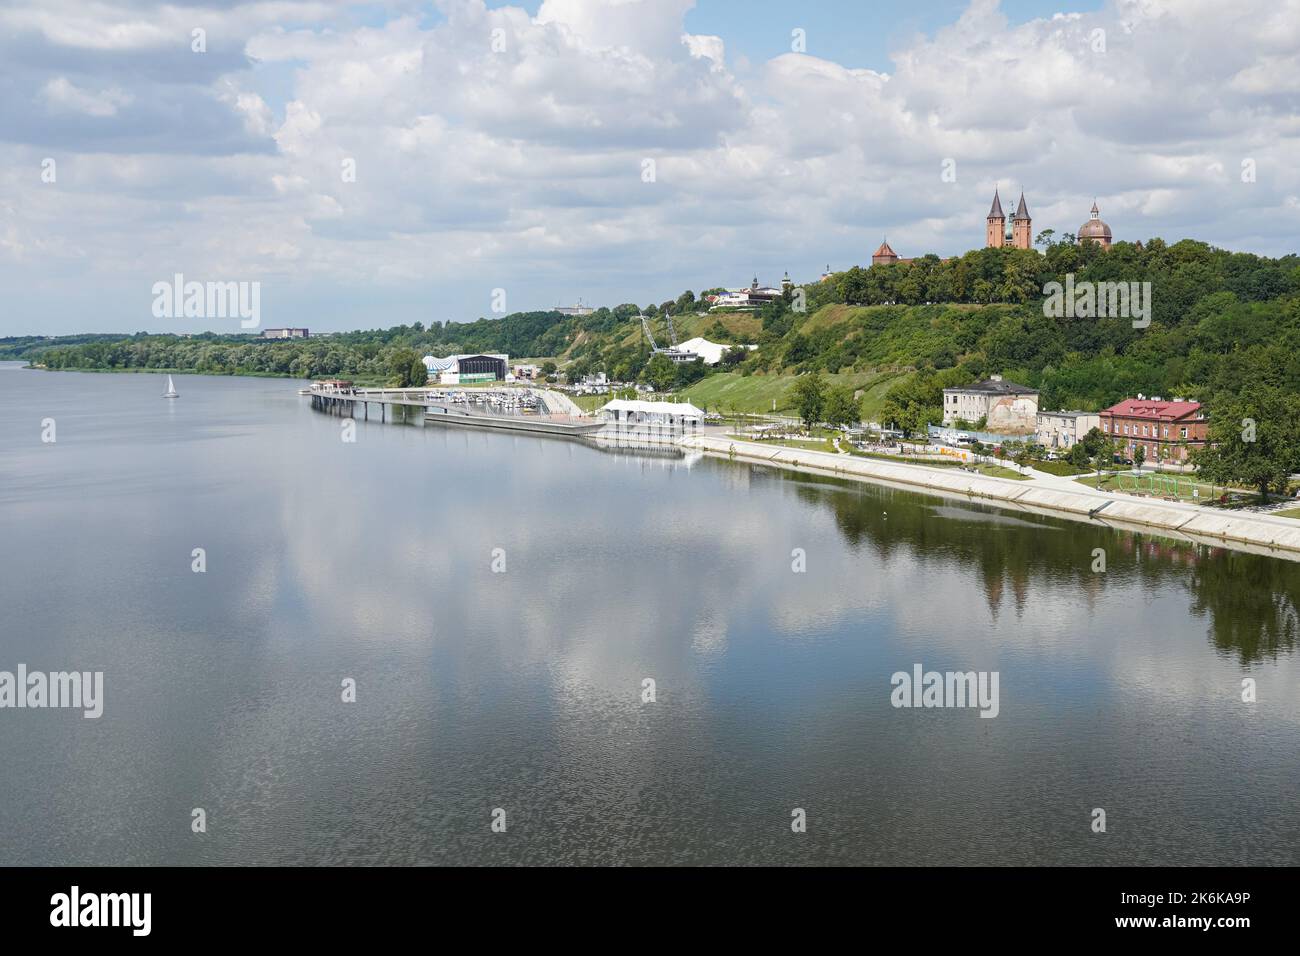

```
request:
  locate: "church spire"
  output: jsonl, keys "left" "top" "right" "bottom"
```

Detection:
{"left": 1013, "top": 191, "right": 1030, "bottom": 221}
{"left": 987, "top": 189, "right": 1004, "bottom": 220}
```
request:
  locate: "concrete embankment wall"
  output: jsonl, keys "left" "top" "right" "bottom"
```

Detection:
{"left": 424, "top": 410, "right": 602, "bottom": 436}
{"left": 679, "top": 434, "right": 1300, "bottom": 561}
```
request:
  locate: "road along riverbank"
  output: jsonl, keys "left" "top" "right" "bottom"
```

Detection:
{"left": 679, "top": 433, "right": 1300, "bottom": 561}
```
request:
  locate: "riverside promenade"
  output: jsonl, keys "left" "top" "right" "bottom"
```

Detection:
{"left": 679, "top": 433, "right": 1300, "bottom": 560}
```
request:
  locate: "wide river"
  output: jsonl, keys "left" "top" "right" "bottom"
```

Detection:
{"left": 1, "top": 365, "right": 1297, "bottom": 865}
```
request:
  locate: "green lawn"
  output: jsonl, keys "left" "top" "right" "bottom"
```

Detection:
{"left": 1275, "top": 507, "right": 1300, "bottom": 520}
{"left": 681, "top": 368, "right": 914, "bottom": 419}
{"left": 734, "top": 436, "right": 839, "bottom": 453}
{"left": 1075, "top": 472, "right": 1226, "bottom": 500}
{"left": 568, "top": 393, "right": 609, "bottom": 413}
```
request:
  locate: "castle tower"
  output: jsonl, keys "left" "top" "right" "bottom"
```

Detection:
{"left": 1012, "top": 192, "right": 1032, "bottom": 249}
{"left": 986, "top": 189, "right": 1005, "bottom": 248}
{"left": 871, "top": 238, "right": 899, "bottom": 266}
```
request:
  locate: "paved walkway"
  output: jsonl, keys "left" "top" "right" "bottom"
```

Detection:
{"left": 1019, "top": 465, "right": 1110, "bottom": 492}
{"left": 539, "top": 389, "right": 588, "bottom": 418}
{"left": 679, "top": 433, "right": 1300, "bottom": 557}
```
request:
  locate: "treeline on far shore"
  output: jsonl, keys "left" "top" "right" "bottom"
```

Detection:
{"left": 22, "top": 336, "right": 429, "bottom": 385}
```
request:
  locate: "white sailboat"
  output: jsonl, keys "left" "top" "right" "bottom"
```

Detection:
{"left": 163, "top": 374, "right": 179, "bottom": 399}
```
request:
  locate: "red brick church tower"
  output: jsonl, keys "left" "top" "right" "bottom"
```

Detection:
{"left": 986, "top": 189, "right": 1005, "bottom": 248}
{"left": 986, "top": 188, "right": 1032, "bottom": 249}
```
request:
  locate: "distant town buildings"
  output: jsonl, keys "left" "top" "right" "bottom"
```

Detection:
{"left": 942, "top": 375, "right": 1039, "bottom": 433}
{"left": 860, "top": 191, "right": 1118, "bottom": 268}
{"left": 555, "top": 300, "right": 594, "bottom": 316}
{"left": 1035, "top": 410, "right": 1100, "bottom": 450}
{"left": 512, "top": 363, "right": 540, "bottom": 380}
{"left": 709, "top": 277, "right": 784, "bottom": 310}
{"left": 1100, "top": 396, "right": 1206, "bottom": 462}
{"left": 262, "top": 328, "right": 309, "bottom": 339}
{"left": 423, "top": 353, "right": 509, "bottom": 385}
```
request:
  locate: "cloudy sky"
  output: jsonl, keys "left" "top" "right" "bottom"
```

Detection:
{"left": 2, "top": 0, "right": 1297, "bottom": 335}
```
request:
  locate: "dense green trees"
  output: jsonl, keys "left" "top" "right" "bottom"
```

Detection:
{"left": 1078, "top": 427, "right": 1116, "bottom": 477}
{"left": 642, "top": 353, "right": 676, "bottom": 392}
{"left": 1193, "top": 383, "right": 1300, "bottom": 497}
{"left": 783, "top": 375, "right": 861, "bottom": 430}
{"left": 822, "top": 385, "right": 862, "bottom": 429}
{"left": 388, "top": 348, "right": 428, "bottom": 387}
{"left": 790, "top": 373, "right": 827, "bottom": 430}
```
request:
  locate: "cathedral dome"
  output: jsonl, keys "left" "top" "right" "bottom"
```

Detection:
{"left": 1078, "top": 201, "right": 1112, "bottom": 242}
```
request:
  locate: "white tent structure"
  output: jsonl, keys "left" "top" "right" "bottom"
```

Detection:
{"left": 598, "top": 399, "right": 705, "bottom": 427}
{"left": 673, "top": 337, "right": 755, "bottom": 365}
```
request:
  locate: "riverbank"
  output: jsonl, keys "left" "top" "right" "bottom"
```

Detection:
{"left": 680, "top": 433, "right": 1300, "bottom": 560}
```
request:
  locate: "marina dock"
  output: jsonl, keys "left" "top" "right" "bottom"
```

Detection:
{"left": 304, "top": 382, "right": 605, "bottom": 436}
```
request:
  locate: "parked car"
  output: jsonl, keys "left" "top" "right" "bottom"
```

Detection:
{"left": 1113, "top": 454, "right": 1134, "bottom": 466}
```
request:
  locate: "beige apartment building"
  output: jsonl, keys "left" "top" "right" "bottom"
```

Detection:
{"left": 1035, "top": 410, "right": 1100, "bottom": 450}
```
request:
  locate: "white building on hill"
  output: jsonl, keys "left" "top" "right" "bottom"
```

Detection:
{"left": 708, "top": 277, "right": 784, "bottom": 310}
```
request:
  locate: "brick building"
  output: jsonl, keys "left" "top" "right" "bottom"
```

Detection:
{"left": 1100, "top": 397, "right": 1207, "bottom": 463}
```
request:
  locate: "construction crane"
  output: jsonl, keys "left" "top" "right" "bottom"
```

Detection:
{"left": 640, "top": 314, "right": 660, "bottom": 351}
{"left": 641, "top": 312, "right": 697, "bottom": 364}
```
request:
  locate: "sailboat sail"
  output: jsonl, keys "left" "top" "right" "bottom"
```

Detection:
{"left": 164, "top": 375, "right": 178, "bottom": 398}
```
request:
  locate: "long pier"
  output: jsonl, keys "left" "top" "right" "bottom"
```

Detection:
{"left": 304, "top": 385, "right": 434, "bottom": 421}
{"left": 303, "top": 383, "right": 605, "bottom": 435}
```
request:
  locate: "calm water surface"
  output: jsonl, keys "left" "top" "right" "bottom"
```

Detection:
{"left": 1, "top": 365, "right": 1297, "bottom": 865}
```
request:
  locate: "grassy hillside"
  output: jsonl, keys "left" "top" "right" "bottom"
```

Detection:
{"left": 681, "top": 368, "right": 913, "bottom": 419}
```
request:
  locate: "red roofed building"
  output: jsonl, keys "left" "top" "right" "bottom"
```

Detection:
{"left": 872, "top": 239, "right": 901, "bottom": 266}
{"left": 1100, "top": 396, "right": 1208, "bottom": 463}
